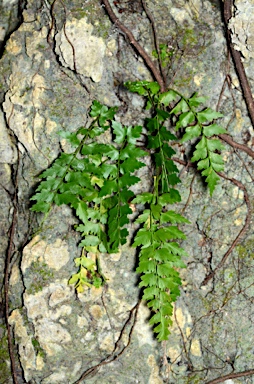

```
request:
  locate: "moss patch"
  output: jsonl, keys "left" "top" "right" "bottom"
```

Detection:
{"left": 236, "top": 239, "right": 254, "bottom": 259}
{"left": 31, "top": 337, "right": 46, "bottom": 358}
{"left": 0, "top": 328, "right": 11, "bottom": 384}
{"left": 69, "top": 0, "right": 111, "bottom": 38}
{"left": 26, "top": 261, "right": 54, "bottom": 294}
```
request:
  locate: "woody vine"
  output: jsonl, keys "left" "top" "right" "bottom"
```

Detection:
{"left": 30, "top": 5, "right": 228, "bottom": 341}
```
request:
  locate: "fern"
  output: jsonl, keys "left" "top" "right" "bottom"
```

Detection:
{"left": 161, "top": 90, "right": 226, "bottom": 195}
{"left": 125, "top": 81, "right": 189, "bottom": 340}
{"left": 133, "top": 186, "right": 189, "bottom": 341}
{"left": 125, "top": 80, "right": 225, "bottom": 339}
{"left": 31, "top": 81, "right": 226, "bottom": 339}
{"left": 101, "top": 122, "right": 146, "bottom": 252}
{"left": 31, "top": 100, "right": 146, "bottom": 291}
{"left": 126, "top": 81, "right": 226, "bottom": 195}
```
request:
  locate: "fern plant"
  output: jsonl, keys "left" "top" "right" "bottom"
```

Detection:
{"left": 123, "top": 80, "right": 226, "bottom": 339}
{"left": 31, "top": 100, "right": 146, "bottom": 291}
{"left": 125, "top": 81, "right": 227, "bottom": 194}
{"left": 31, "top": 80, "right": 226, "bottom": 340}
{"left": 133, "top": 185, "right": 189, "bottom": 341}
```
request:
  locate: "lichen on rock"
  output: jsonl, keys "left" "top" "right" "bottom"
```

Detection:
{"left": 228, "top": 0, "right": 254, "bottom": 60}
{"left": 55, "top": 17, "right": 106, "bottom": 82}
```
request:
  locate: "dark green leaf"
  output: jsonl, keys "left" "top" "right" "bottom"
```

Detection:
{"left": 159, "top": 90, "right": 178, "bottom": 106}
{"left": 165, "top": 172, "right": 181, "bottom": 186}
{"left": 59, "top": 182, "right": 84, "bottom": 195}
{"left": 176, "top": 111, "right": 195, "bottom": 130}
{"left": 201, "top": 167, "right": 220, "bottom": 195}
{"left": 203, "top": 123, "right": 227, "bottom": 137}
{"left": 136, "top": 260, "right": 156, "bottom": 273}
{"left": 155, "top": 249, "right": 186, "bottom": 267}
{"left": 162, "top": 144, "right": 176, "bottom": 158}
{"left": 191, "top": 147, "right": 207, "bottom": 162}
{"left": 30, "top": 201, "right": 51, "bottom": 213}
{"left": 76, "top": 201, "right": 88, "bottom": 224}
{"left": 155, "top": 227, "right": 186, "bottom": 242}
{"left": 80, "top": 235, "right": 100, "bottom": 247}
{"left": 181, "top": 124, "right": 201, "bottom": 142}
{"left": 157, "top": 263, "right": 178, "bottom": 277}
{"left": 127, "top": 125, "right": 143, "bottom": 144}
{"left": 197, "top": 158, "right": 209, "bottom": 170}
{"left": 153, "top": 320, "right": 171, "bottom": 341}
{"left": 132, "top": 193, "right": 153, "bottom": 204}
{"left": 30, "top": 190, "right": 55, "bottom": 203}
{"left": 156, "top": 109, "right": 170, "bottom": 121}
{"left": 164, "top": 242, "right": 188, "bottom": 256}
{"left": 160, "top": 210, "right": 190, "bottom": 224}
{"left": 119, "top": 174, "right": 140, "bottom": 187}
{"left": 188, "top": 93, "right": 207, "bottom": 107}
{"left": 99, "top": 180, "right": 118, "bottom": 197}
{"left": 164, "top": 159, "right": 179, "bottom": 173}
{"left": 100, "top": 163, "right": 118, "bottom": 179}
{"left": 76, "top": 222, "right": 100, "bottom": 234}
{"left": 124, "top": 81, "right": 148, "bottom": 96}
{"left": 158, "top": 189, "right": 181, "bottom": 205}
{"left": 112, "top": 120, "right": 126, "bottom": 144}
{"left": 142, "top": 286, "right": 159, "bottom": 300}
{"left": 39, "top": 161, "right": 67, "bottom": 179}
{"left": 54, "top": 192, "right": 79, "bottom": 207}
{"left": 65, "top": 171, "right": 92, "bottom": 188}
{"left": 154, "top": 248, "right": 173, "bottom": 262}
{"left": 207, "top": 139, "right": 225, "bottom": 152}
{"left": 69, "top": 157, "right": 86, "bottom": 171}
{"left": 139, "top": 273, "right": 157, "bottom": 287}
{"left": 170, "top": 98, "right": 189, "bottom": 115}
{"left": 90, "top": 100, "right": 117, "bottom": 125}
{"left": 159, "top": 126, "right": 177, "bottom": 141}
{"left": 120, "top": 158, "right": 145, "bottom": 173}
{"left": 151, "top": 204, "right": 162, "bottom": 220}
{"left": 119, "top": 189, "right": 134, "bottom": 203}
{"left": 210, "top": 152, "right": 224, "bottom": 164}
{"left": 197, "top": 108, "right": 223, "bottom": 123}
{"left": 135, "top": 210, "right": 150, "bottom": 224}
{"left": 148, "top": 135, "right": 160, "bottom": 149}
{"left": 191, "top": 136, "right": 208, "bottom": 162}
{"left": 120, "top": 144, "right": 146, "bottom": 159}
{"left": 146, "top": 82, "right": 160, "bottom": 95}
{"left": 133, "top": 229, "right": 152, "bottom": 247}
{"left": 146, "top": 117, "right": 159, "bottom": 132}
{"left": 58, "top": 131, "right": 80, "bottom": 146}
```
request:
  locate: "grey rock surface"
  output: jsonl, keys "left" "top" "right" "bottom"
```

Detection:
{"left": 0, "top": 0, "right": 21, "bottom": 53}
{"left": 0, "top": 0, "right": 254, "bottom": 383}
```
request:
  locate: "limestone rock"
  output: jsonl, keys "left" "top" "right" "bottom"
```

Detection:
{"left": 228, "top": 0, "right": 254, "bottom": 60}
{"left": 55, "top": 18, "right": 106, "bottom": 82}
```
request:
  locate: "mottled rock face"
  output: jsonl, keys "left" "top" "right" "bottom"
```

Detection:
{"left": 0, "top": 110, "right": 17, "bottom": 163}
{"left": 55, "top": 18, "right": 106, "bottom": 82}
{"left": 229, "top": 0, "right": 254, "bottom": 61}
{"left": 1, "top": 0, "right": 254, "bottom": 383}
